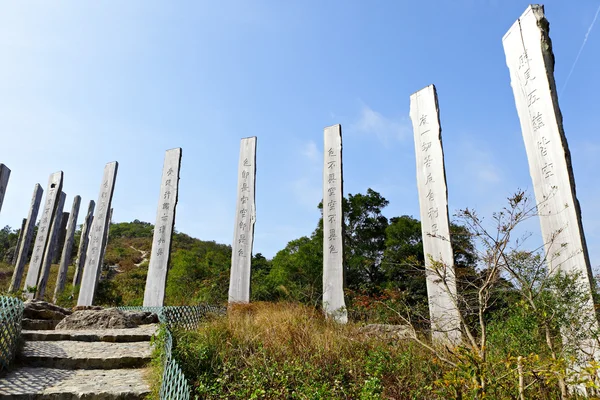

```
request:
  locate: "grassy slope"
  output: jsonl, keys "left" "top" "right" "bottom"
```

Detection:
{"left": 171, "top": 302, "right": 441, "bottom": 399}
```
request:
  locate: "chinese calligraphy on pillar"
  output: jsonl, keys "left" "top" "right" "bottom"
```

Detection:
{"left": 323, "top": 124, "right": 347, "bottom": 324}
{"left": 143, "top": 148, "right": 182, "bottom": 307}
{"left": 410, "top": 85, "right": 461, "bottom": 345}
{"left": 23, "top": 172, "right": 63, "bottom": 297}
{"left": 503, "top": 5, "right": 599, "bottom": 359}
{"left": 77, "top": 161, "right": 118, "bottom": 306}
{"left": 54, "top": 195, "right": 81, "bottom": 302}
{"left": 36, "top": 191, "right": 66, "bottom": 300}
{"left": 73, "top": 200, "right": 95, "bottom": 289}
{"left": 228, "top": 137, "right": 256, "bottom": 304}
{"left": 0, "top": 163, "right": 10, "bottom": 215}
{"left": 10, "top": 183, "right": 43, "bottom": 292}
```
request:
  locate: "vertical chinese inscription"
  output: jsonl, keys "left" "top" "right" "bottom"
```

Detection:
{"left": 503, "top": 5, "right": 599, "bottom": 358}
{"left": 77, "top": 161, "right": 118, "bottom": 306}
{"left": 97, "top": 208, "right": 113, "bottom": 285}
{"left": 36, "top": 192, "right": 66, "bottom": 300}
{"left": 54, "top": 195, "right": 81, "bottom": 302}
{"left": 228, "top": 137, "right": 257, "bottom": 303}
{"left": 322, "top": 125, "right": 347, "bottom": 324}
{"left": 143, "top": 148, "right": 182, "bottom": 306}
{"left": 410, "top": 85, "right": 461, "bottom": 345}
{"left": 73, "top": 200, "right": 95, "bottom": 289}
{"left": 0, "top": 163, "right": 10, "bottom": 215}
{"left": 23, "top": 172, "right": 63, "bottom": 298}
{"left": 9, "top": 184, "right": 43, "bottom": 292}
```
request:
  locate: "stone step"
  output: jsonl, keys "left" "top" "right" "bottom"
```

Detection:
{"left": 22, "top": 318, "right": 60, "bottom": 331}
{"left": 21, "top": 324, "right": 159, "bottom": 343}
{"left": 0, "top": 367, "right": 151, "bottom": 399}
{"left": 18, "top": 340, "right": 153, "bottom": 369}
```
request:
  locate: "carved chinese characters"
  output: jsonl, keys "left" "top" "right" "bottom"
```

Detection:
{"left": 73, "top": 200, "right": 95, "bottom": 289}
{"left": 9, "top": 184, "right": 43, "bottom": 292}
{"left": 323, "top": 125, "right": 347, "bottom": 324}
{"left": 503, "top": 5, "right": 599, "bottom": 358}
{"left": 36, "top": 192, "right": 66, "bottom": 299}
{"left": 410, "top": 85, "right": 461, "bottom": 345}
{"left": 0, "top": 163, "right": 10, "bottom": 214}
{"left": 228, "top": 137, "right": 257, "bottom": 303}
{"left": 143, "top": 148, "right": 182, "bottom": 306}
{"left": 54, "top": 195, "right": 81, "bottom": 302}
{"left": 23, "top": 172, "right": 63, "bottom": 298}
{"left": 77, "top": 162, "right": 118, "bottom": 306}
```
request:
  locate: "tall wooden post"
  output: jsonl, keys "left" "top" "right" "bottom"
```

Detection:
{"left": 322, "top": 125, "right": 347, "bottom": 324}
{"left": 10, "top": 184, "right": 43, "bottom": 292}
{"left": 77, "top": 162, "right": 118, "bottom": 306}
{"left": 410, "top": 85, "right": 461, "bottom": 345}
{"left": 228, "top": 138, "right": 257, "bottom": 304}
{"left": 144, "top": 148, "right": 182, "bottom": 306}
{"left": 23, "top": 172, "right": 63, "bottom": 298}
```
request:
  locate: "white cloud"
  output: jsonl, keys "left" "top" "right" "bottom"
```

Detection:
{"left": 458, "top": 140, "right": 502, "bottom": 185}
{"left": 288, "top": 140, "right": 323, "bottom": 209}
{"left": 301, "top": 140, "right": 320, "bottom": 164}
{"left": 349, "top": 104, "right": 409, "bottom": 146}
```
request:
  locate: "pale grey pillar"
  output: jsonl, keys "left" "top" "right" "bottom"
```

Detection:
{"left": 24, "top": 172, "right": 63, "bottom": 298}
{"left": 73, "top": 200, "right": 95, "bottom": 288}
{"left": 35, "top": 192, "right": 66, "bottom": 300}
{"left": 503, "top": 5, "right": 600, "bottom": 363}
{"left": 143, "top": 148, "right": 182, "bottom": 307}
{"left": 54, "top": 195, "right": 81, "bottom": 302}
{"left": 77, "top": 162, "right": 118, "bottom": 306}
{"left": 9, "top": 184, "right": 43, "bottom": 292}
{"left": 0, "top": 163, "right": 10, "bottom": 214}
{"left": 12, "top": 218, "right": 27, "bottom": 265}
{"left": 95, "top": 208, "right": 113, "bottom": 285}
{"left": 410, "top": 85, "right": 462, "bottom": 345}
{"left": 52, "top": 212, "right": 69, "bottom": 264}
{"left": 322, "top": 125, "right": 347, "bottom": 323}
{"left": 228, "top": 139, "right": 256, "bottom": 304}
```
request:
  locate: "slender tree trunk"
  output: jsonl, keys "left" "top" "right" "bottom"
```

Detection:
{"left": 543, "top": 321, "right": 567, "bottom": 399}
{"left": 518, "top": 356, "right": 525, "bottom": 400}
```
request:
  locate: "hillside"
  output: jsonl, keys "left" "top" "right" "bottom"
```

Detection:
{"left": 0, "top": 220, "right": 234, "bottom": 308}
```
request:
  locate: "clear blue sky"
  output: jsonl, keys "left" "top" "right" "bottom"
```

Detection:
{"left": 1, "top": 1, "right": 599, "bottom": 266}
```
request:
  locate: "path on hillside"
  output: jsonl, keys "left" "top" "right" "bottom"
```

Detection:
{"left": 0, "top": 322, "right": 157, "bottom": 399}
{"left": 130, "top": 245, "right": 149, "bottom": 267}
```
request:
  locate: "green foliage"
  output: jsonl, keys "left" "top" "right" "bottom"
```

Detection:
{"left": 166, "top": 246, "right": 231, "bottom": 305}
{"left": 110, "top": 220, "right": 154, "bottom": 238}
{"left": 91, "top": 221, "right": 232, "bottom": 306}
{"left": 257, "top": 236, "right": 323, "bottom": 305}
{"left": 343, "top": 189, "right": 389, "bottom": 293}
{"left": 0, "top": 225, "right": 19, "bottom": 263}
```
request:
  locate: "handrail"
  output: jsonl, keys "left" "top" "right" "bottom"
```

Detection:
{"left": 118, "top": 304, "right": 226, "bottom": 399}
{"left": 0, "top": 296, "right": 24, "bottom": 372}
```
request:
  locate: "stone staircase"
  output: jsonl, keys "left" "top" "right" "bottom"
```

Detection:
{"left": 0, "top": 322, "right": 157, "bottom": 399}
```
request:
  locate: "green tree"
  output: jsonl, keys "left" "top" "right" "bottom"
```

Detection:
{"left": 382, "top": 215, "right": 425, "bottom": 300}
{"left": 262, "top": 233, "right": 323, "bottom": 304}
{"left": 0, "top": 225, "right": 18, "bottom": 262}
{"left": 342, "top": 189, "right": 389, "bottom": 292}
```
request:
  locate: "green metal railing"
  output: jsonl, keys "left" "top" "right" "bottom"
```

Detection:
{"left": 119, "top": 305, "right": 226, "bottom": 399}
{"left": 0, "top": 296, "right": 24, "bottom": 372}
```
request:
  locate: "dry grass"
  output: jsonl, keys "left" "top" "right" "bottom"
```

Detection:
{"left": 171, "top": 302, "right": 442, "bottom": 399}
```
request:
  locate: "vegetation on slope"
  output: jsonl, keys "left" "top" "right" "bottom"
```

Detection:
{"left": 3, "top": 188, "right": 600, "bottom": 398}
{"left": 168, "top": 301, "right": 600, "bottom": 399}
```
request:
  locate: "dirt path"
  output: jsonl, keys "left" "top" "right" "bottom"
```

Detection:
{"left": 129, "top": 246, "right": 149, "bottom": 267}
